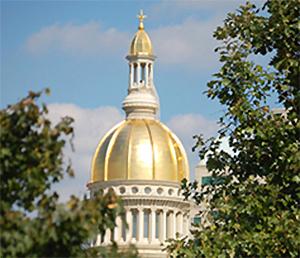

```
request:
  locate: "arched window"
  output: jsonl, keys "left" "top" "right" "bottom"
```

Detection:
{"left": 155, "top": 210, "right": 161, "bottom": 239}
{"left": 176, "top": 212, "right": 181, "bottom": 236}
{"left": 134, "top": 63, "right": 138, "bottom": 83}
{"left": 132, "top": 209, "right": 138, "bottom": 239}
{"left": 148, "top": 64, "right": 152, "bottom": 83}
{"left": 166, "top": 211, "right": 171, "bottom": 239}
{"left": 121, "top": 219, "right": 126, "bottom": 241}
{"left": 141, "top": 63, "right": 146, "bottom": 83}
{"left": 144, "top": 209, "right": 151, "bottom": 239}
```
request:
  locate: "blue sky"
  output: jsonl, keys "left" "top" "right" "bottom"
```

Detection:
{"left": 1, "top": 0, "right": 259, "bottom": 200}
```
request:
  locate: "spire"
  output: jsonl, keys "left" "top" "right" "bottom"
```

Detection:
{"left": 137, "top": 9, "right": 146, "bottom": 30}
{"left": 122, "top": 11, "right": 159, "bottom": 120}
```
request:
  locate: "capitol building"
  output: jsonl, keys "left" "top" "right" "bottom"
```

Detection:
{"left": 87, "top": 11, "right": 204, "bottom": 258}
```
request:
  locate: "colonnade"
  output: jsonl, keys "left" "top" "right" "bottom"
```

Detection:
{"left": 96, "top": 207, "right": 189, "bottom": 245}
{"left": 129, "top": 62, "right": 153, "bottom": 87}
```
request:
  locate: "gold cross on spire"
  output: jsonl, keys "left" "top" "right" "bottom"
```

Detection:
{"left": 137, "top": 9, "right": 146, "bottom": 30}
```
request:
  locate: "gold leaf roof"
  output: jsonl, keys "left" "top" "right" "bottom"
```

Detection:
{"left": 90, "top": 119, "right": 189, "bottom": 183}
{"left": 130, "top": 30, "right": 153, "bottom": 56}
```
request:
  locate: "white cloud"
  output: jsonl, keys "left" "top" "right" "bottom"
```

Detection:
{"left": 25, "top": 18, "right": 219, "bottom": 68}
{"left": 147, "top": 0, "right": 259, "bottom": 68}
{"left": 150, "top": 18, "right": 219, "bottom": 68}
{"left": 166, "top": 114, "right": 238, "bottom": 179}
{"left": 26, "top": 22, "right": 130, "bottom": 56}
{"left": 167, "top": 113, "right": 217, "bottom": 140}
{"left": 24, "top": 1, "right": 264, "bottom": 67}
{"left": 47, "top": 103, "right": 123, "bottom": 201}
{"left": 167, "top": 113, "right": 218, "bottom": 177}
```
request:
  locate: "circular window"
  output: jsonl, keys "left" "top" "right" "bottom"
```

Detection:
{"left": 119, "top": 187, "right": 126, "bottom": 194}
{"left": 132, "top": 187, "right": 138, "bottom": 194}
{"left": 168, "top": 188, "right": 174, "bottom": 195}
{"left": 144, "top": 187, "right": 151, "bottom": 194}
{"left": 157, "top": 187, "right": 163, "bottom": 195}
{"left": 177, "top": 189, "right": 181, "bottom": 196}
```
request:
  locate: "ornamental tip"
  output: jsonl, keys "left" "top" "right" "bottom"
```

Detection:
{"left": 137, "top": 9, "right": 147, "bottom": 30}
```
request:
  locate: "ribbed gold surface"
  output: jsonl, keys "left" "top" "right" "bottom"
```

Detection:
{"left": 130, "top": 29, "right": 153, "bottom": 56}
{"left": 91, "top": 119, "right": 189, "bottom": 183}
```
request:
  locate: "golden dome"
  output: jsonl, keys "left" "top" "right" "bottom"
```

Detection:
{"left": 129, "top": 10, "right": 153, "bottom": 56}
{"left": 130, "top": 30, "right": 153, "bottom": 56}
{"left": 90, "top": 119, "right": 189, "bottom": 183}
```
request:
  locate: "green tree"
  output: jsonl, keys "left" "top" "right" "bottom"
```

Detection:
{"left": 168, "top": 1, "right": 300, "bottom": 257}
{"left": 0, "top": 90, "right": 138, "bottom": 257}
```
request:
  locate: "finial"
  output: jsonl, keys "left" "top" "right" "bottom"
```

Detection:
{"left": 137, "top": 9, "right": 146, "bottom": 30}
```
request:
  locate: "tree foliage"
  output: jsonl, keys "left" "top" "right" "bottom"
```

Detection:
{"left": 168, "top": 1, "right": 300, "bottom": 257}
{"left": 0, "top": 90, "right": 138, "bottom": 257}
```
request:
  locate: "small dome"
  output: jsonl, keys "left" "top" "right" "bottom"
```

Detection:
{"left": 129, "top": 11, "right": 153, "bottom": 56}
{"left": 90, "top": 119, "right": 189, "bottom": 183}
{"left": 130, "top": 29, "right": 153, "bottom": 56}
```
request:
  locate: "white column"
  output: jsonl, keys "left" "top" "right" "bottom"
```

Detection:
{"left": 137, "top": 63, "right": 141, "bottom": 84}
{"left": 126, "top": 209, "right": 132, "bottom": 243}
{"left": 150, "top": 208, "right": 156, "bottom": 243}
{"left": 150, "top": 63, "right": 153, "bottom": 84}
{"left": 114, "top": 216, "right": 122, "bottom": 242}
{"left": 129, "top": 64, "right": 133, "bottom": 87}
{"left": 161, "top": 209, "right": 167, "bottom": 242}
{"left": 138, "top": 208, "right": 144, "bottom": 242}
{"left": 158, "top": 211, "right": 162, "bottom": 241}
{"left": 145, "top": 63, "right": 149, "bottom": 86}
{"left": 104, "top": 228, "right": 111, "bottom": 244}
{"left": 95, "top": 234, "right": 101, "bottom": 246}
